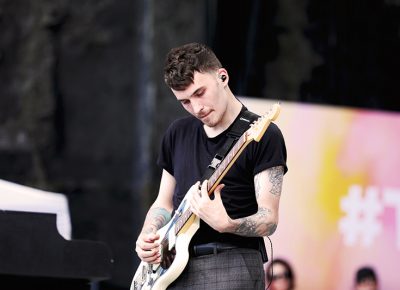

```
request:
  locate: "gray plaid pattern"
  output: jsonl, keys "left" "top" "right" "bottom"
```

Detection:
{"left": 168, "top": 248, "right": 265, "bottom": 290}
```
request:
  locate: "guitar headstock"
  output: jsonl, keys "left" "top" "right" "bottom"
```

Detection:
{"left": 247, "top": 103, "right": 281, "bottom": 142}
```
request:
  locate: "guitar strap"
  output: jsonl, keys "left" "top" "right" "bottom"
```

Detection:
{"left": 201, "top": 107, "right": 259, "bottom": 181}
{"left": 201, "top": 107, "right": 269, "bottom": 263}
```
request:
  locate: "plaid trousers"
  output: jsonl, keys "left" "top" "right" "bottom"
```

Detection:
{"left": 167, "top": 248, "right": 265, "bottom": 290}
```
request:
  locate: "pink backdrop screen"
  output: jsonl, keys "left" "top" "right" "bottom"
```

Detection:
{"left": 242, "top": 98, "right": 400, "bottom": 290}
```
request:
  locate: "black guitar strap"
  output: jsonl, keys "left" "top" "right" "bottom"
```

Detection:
{"left": 201, "top": 107, "right": 269, "bottom": 263}
{"left": 201, "top": 107, "right": 259, "bottom": 181}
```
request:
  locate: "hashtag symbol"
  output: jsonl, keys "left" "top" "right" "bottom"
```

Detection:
{"left": 339, "top": 185, "right": 384, "bottom": 247}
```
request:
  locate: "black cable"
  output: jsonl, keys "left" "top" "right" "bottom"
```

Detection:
{"left": 265, "top": 236, "right": 273, "bottom": 290}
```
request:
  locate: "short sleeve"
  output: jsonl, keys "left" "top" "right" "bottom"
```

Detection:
{"left": 251, "top": 122, "right": 288, "bottom": 175}
{"left": 157, "top": 122, "right": 176, "bottom": 176}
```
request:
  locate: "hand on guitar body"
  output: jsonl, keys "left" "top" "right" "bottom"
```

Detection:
{"left": 135, "top": 178, "right": 225, "bottom": 268}
{"left": 135, "top": 229, "right": 161, "bottom": 264}
{"left": 135, "top": 220, "right": 176, "bottom": 269}
{"left": 131, "top": 176, "right": 203, "bottom": 290}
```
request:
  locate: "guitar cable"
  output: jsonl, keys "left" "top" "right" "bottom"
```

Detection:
{"left": 265, "top": 236, "right": 273, "bottom": 290}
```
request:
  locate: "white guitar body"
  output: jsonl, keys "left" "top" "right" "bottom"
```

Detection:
{"left": 131, "top": 196, "right": 200, "bottom": 290}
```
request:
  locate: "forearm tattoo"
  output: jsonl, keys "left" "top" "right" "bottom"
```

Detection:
{"left": 232, "top": 207, "right": 277, "bottom": 237}
{"left": 240, "top": 166, "right": 284, "bottom": 237}
{"left": 144, "top": 207, "right": 171, "bottom": 233}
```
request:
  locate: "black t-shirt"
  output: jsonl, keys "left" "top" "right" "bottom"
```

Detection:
{"left": 157, "top": 107, "right": 288, "bottom": 246}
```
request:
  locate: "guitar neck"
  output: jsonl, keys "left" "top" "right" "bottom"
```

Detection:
{"left": 174, "top": 132, "right": 251, "bottom": 235}
{"left": 207, "top": 133, "right": 248, "bottom": 193}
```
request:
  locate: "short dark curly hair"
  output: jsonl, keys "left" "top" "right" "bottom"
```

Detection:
{"left": 163, "top": 42, "right": 222, "bottom": 91}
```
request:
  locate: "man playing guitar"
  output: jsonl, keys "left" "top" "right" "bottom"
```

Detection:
{"left": 134, "top": 42, "right": 287, "bottom": 290}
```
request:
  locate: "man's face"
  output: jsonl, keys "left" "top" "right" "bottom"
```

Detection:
{"left": 269, "top": 263, "right": 291, "bottom": 290}
{"left": 172, "top": 71, "right": 227, "bottom": 128}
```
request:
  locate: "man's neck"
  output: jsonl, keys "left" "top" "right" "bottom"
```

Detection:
{"left": 203, "top": 96, "right": 243, "bottom": 138}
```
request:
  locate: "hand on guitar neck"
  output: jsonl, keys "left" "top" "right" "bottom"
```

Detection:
{"left": 188, "top": 180, "right": 228, "bottom": 233}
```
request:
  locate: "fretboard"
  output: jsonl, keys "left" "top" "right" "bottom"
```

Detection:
{"left": 174, "top": 132, "right": 249, "bottom": 235}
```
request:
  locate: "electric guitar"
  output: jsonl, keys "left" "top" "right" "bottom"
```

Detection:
{"left": 131, "top": 103, "right": 281, "bottom": 290}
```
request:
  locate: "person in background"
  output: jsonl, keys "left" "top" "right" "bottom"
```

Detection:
{"left": 265, "top": 258, "right": 295, "bottom": 290}
{"left": 354, "top": 266, "right": 378, "bottom": 290}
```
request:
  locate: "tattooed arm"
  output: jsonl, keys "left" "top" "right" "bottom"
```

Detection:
{"left": 141, "top": 207, "right": 172, "bottom": 235}
{"left": 226, "top": 165, "right": 284, "bottom": 237}
{"left": 135, "top": 169, "right": 175, "bottom": 263}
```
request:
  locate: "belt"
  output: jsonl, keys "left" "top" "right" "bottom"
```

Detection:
{"left": 191, "top": 242, "right": 250, "bottom": 257}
